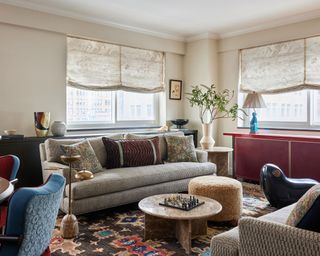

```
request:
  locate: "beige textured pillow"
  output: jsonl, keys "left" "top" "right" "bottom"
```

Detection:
{"left": 44, "top": 134, "right": 124, "bottom": 165}
{"left": 60, "top": 139, "right": 103, "bottom": 174}
{"left": 44, "top": 138, "right": 81, "bottom": 163}
{"left": 165, "top": 135, "right": 197, "bottom": 163}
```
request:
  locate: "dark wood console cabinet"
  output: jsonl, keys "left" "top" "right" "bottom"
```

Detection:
{"left": 225, "top": 131, "right": 320, "bottom": 182}
{"left": 0, "top": 129, "right": 197, "bottom": 187}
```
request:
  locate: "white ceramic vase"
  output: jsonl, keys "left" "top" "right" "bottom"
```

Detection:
{"left": 200, "top": 123, "right": 215, "bottom": 150}
{"left": 51, "top": 121, "right": 66, "bottom": 137}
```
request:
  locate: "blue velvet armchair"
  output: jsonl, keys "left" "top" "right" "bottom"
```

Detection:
{"left": 0, "top": 173, "right": 65, "bottom": 256}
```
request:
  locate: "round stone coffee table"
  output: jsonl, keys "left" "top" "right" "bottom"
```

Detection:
{"left": 139, "top": 194, "right": 222, "bottom": 255}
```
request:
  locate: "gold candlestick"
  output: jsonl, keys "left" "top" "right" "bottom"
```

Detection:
{"left": 60, "top": 154, "right": 81, "bottom": 239}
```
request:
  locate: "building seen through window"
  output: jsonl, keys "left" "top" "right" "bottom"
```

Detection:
{"left": 67, "top": 87, "right": 156, "bottom": 126}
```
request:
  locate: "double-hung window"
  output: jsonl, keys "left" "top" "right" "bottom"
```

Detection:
{"left": 238, "top": 36, "right": 320, "bottom": 130}
{"left": 66, "top": 37, "right": 164, "bottom": 129}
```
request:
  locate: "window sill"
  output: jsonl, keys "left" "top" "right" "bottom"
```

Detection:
{"left": 67, "top": 125, "right": 161, "bottom": 132}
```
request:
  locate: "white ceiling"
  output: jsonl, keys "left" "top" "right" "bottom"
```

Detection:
{"left": 2, "top": 0, "right": 320, "bottom": 41}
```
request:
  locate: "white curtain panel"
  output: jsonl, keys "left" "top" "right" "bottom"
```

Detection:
{"left": 67, "top": 37, "right": 165, "bottom": 93}
{"left": 240, "top": 36, "right": 320, "bottom": 94}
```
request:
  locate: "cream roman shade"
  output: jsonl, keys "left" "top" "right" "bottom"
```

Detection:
{"left": 240, "top": 36, "right": 320, "bottom": 94}
{"left": 67, "top": 37, "right": 165, "bottom": 93}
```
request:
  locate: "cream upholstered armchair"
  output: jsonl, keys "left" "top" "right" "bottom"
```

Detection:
{"left": 211, "top": 204, "right": 320, "bottom": 256}
{"left": 238, "top": 217, "right": 320, "bottom": 256}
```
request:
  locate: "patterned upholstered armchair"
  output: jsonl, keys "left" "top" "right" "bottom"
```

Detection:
{"left": 0, "top": 173, "right": 65, "bottom": 256}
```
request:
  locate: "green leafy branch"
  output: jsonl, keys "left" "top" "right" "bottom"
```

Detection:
{"left": 186, "top": 84, "right": 246, "bottom": 124}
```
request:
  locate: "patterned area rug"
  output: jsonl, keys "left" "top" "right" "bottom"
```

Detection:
{"left": 51, "top": 183, "right": 275, "bottom": 256}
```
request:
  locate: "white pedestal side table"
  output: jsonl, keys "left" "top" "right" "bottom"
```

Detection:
{"left": 198, "top": 146, "right": 233, "bottom": 176}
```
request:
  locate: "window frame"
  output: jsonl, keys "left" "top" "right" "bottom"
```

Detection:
{"left": 66, "top": 89, "right": 161, "bottom": 130}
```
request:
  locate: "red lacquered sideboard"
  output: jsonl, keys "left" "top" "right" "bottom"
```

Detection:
{"left": 224, "top": 131, "right": 320, "bottom": 182}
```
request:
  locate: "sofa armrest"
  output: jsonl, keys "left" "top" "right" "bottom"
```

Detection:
{"left": 42, "top": 161, "right": 77, "bottom": 184}
{"left": 195, "top": 149, "right": 208, "bottom": 163}
{"left": 239, "top": 217, "right": 320, "bottom": 256}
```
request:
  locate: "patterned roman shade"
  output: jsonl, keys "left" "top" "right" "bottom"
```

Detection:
{"left": 240, "top": 36, "right": 320, "bottom": 94}
{"left": 67, "top": 37, "right": 165, "bottom": 93}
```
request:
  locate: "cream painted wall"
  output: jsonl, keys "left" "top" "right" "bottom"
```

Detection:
{"left": 0, "top": 23, "right": 66, "bottom": 136}
{"left": 184, "top": 39, "right": 218, "bottom": 144}
{"left": 165, "top": 53, "right": 184, "bottom": 124}
{"left": 0, "top": 4, "right": 185, "bottom": 136}
{"left": 0, "top": 3, "right": 184, "bottom": 55}
{"left": 217, "top": 17, "right": 320, "bottom": 147}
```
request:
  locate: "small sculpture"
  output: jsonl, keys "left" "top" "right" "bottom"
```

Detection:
{"left": 250, "top": 112, "right": 258, "bottom": 133}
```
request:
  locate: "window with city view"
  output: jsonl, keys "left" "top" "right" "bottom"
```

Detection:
{"left": 238, "top": 35, "right": 320, "bottom": 130}
{"left": 238, "top": 90, "right": 320, "bottom": 129}
{"left": 67, "top": 87, "right": 158, "bottom": 128}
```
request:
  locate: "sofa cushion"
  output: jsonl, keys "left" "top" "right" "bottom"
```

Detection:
{"left": 125, "top": 131, "right": 184, "bottom": 161}
{"left": 44, "top": 134, "right": 123, "bottom": 166}
{"left": 102, "top": 137, "right": 162, "bottom": 169}
{"left": 61, "top": 140, "right": 103, "bottom": 174}
{"left": 66, "top": 162, "right": 216, "bottom": 200}
{"left": 165, "top": 135, "right": 197, "bottom": 162}
{"left": 286, "top": 184, "right": 320, "bottom": 232}
{"left": 45, "top": 138, "right": 81, "bottom": 163}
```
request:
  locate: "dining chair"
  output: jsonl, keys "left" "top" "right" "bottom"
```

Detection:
{"left": 0, "top": 173, "right": 65, "bottom": 256}
{"left": 0, "top": 155, "right": 20, "bottom": 229}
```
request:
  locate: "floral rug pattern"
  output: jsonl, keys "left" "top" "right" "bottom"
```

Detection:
{"left": 51, "top": 183, "right": 275, "bottom": 256}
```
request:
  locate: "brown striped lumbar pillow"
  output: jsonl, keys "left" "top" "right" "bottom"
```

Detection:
{"left": 102, "top": 137, "right": 162, "bottom": 169}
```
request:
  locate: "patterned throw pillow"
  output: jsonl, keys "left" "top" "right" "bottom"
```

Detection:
{"left": 102, "top": 137, "right": 162, "bottom": 169}
{"left": 286, "top": 184, "right": 320, "bottom": 232}
{"left": 60, "top": 139, "right": 103, "bottom": 173}
{"left": 165, "top": 135, "right": 197, "bottom": 163}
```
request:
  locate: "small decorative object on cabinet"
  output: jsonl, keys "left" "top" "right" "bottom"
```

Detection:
{"left": 187, "top": 84, "right": 245, "bottom": 150}
{"left": 169, "top": 79, "right": 182, "bottom": 100}
{"left": 242, "top": 92, "right": 266, "bottom": 133}
{"left": 51, "top": 121, "right": 67, "bottom": 136}
{"left": 3, "top": 129, "right": 17, "bottom": 135}
{"left": 34, "top": 112, "right": 50, "bottom": 137}
{"left": 171, "top": 119, "right": 189, "bottom": 129}
{"left": 60, "top": 154, "right": 81, "bottom": 239}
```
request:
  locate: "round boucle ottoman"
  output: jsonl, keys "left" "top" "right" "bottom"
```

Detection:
{"left": 188, "top": 176, "right": 242, "bottom": 224}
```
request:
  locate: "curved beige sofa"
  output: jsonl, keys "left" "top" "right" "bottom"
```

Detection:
{"left": 40, "top": 132, "right": 216, "bottom": 215}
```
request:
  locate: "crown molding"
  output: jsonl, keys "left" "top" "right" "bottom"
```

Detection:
{"left": 2, "top": 0, "right": 320, "bottom": 42}
{"left": 185, "top": 32, "right": 220, "bottom": 42}
{"left": 0, "top": 0, "right": 185, "bottom": 42}
{"left": 220, "top": 9, "right": 320, "bottom": 39}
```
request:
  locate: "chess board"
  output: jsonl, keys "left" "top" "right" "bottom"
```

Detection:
{"left": 159, "top": 195, "right": 205, "bottom": 211}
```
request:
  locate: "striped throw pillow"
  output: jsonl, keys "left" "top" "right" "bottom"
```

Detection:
{"left": 102, "top": 137, "right": 162, "bottom": 169}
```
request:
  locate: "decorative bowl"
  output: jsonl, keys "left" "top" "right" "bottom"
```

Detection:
{"left": 4, "top": 129, "right": 17, "bottom": 135}
{"left": 75, "top": 170, "right": 94, "bottom": 181}
{"left": 171, "top": 119, "right": 189, "bottom": 129}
